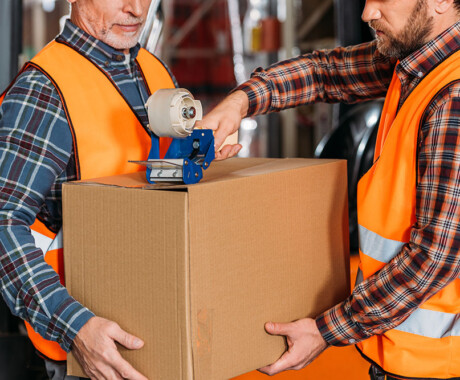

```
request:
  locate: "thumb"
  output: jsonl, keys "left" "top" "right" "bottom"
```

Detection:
{"left": 112, "top": 326, "right": 144, "bottom": 350}
{"left": 194, "top": 120, "right": 205, "bottom": 129}
{"left": 265, "top": 321, "right": 292, "bottom": 337}
{"left": 259, "top": 349, "right": 296, "bottom": 375}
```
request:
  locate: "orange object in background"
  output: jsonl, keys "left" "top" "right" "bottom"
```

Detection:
{"left": 260, "top": 17, "right": 281, "bottom": 52}
{"left": 232, "top": 255, "right": 369, "bottom": 380}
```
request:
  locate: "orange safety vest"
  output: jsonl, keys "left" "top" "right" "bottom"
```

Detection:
{"left": 0, "top": 40, "right": 175, "bottom": 361}
{"left": 356, "top": 50, "right": 460, "bottom": 378}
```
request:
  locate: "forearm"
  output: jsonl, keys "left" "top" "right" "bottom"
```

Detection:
{"left": 316, "top": 91, "right": 460, "bottom": 346}
{"left": 317, "top": 238, "right": 460, "bottom": 345}
{"left": 236, "top": 40, "right": 396, "bottom": 116}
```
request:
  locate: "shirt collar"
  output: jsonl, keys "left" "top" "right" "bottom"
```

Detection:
{"left": 397, "top": 20, "right": 460, "bottom": 79}
{"left": 56, "top": 19, "right": 141, "bottom": 66}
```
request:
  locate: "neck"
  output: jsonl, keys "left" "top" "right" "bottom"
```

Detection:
{"left": 427, "top": 11, "right": 459, "bottom": 41}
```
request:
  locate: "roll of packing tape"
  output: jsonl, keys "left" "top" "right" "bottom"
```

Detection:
{"left": 146, "top": 88, "right": 203, "bottom": 138}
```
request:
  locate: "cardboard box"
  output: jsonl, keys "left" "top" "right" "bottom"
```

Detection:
{"left": 63, "top": 158, "right": 350, "bottom": 379}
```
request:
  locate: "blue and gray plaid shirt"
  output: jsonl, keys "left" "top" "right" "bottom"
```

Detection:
{"left": 0, "top": 20, "right": 175, "bottom": 352}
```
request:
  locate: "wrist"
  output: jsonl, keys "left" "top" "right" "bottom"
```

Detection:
{"left": 316, "top": 303, "right": 367, "bottom": 347}
{"left": 228, "top": 90, "right": 249, "bottom": 118}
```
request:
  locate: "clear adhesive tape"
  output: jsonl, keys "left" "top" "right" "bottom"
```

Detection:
{"left": 146, "top": 88, "right": 203, "bottom": 138}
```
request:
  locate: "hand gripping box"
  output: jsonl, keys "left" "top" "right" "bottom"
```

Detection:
{"left": 63, "top": 158, "right": 350, "bottom": 379}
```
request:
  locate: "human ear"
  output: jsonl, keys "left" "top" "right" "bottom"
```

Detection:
{"left": 433, "top": 0, "right": 455, "bottom": 14}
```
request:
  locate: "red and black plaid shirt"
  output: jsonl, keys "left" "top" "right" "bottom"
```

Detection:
{"left": 237, "top": 21, "right": 460, "bottom": 346}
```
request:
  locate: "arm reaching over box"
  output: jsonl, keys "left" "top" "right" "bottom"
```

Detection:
{"left": 258, "top": 318, "right": 328, "bottom": 376}
{"left": 196, "top": 90, "right": 246, "bottom": 160}
{"left": 72, "top": 316, "right": 147, "bottom": 380}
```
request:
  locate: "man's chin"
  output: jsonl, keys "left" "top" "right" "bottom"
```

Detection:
{"left": 104, "top": 35, "right": 140, "bottom": 52}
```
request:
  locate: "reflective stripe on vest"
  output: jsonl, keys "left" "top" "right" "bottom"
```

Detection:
{"left": 25, "top": 220, "right": 66, "bottom": 361}
{"left": 395, "top": 308, "right": 460, "bottom": 339}
{"left": 358, "top": 225, "right": 460, "bottom": 280}
{"left": 31, "top": 228, "right": 63, "bottom": 254}
{"left": 357, "top": 266, "right": 460, "bottom": 339}
{"left": 358, "top": 225, "right": 405, "bottom": 264}
{"left": 356, "top": 49, "right": 460, "bottom": 378}
{"left": 1, "top": 41, "right": 175, "bottom": 361}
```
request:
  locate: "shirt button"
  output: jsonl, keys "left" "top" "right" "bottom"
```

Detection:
{"left": 115, "top": 55, "right": 124, "bottom": 62}
{"left": 348, "top": 338, "right": 356, "bottom": 344}
{"left": 104, "top": 61, "right": 110, "bottom": 67}
{"left": 417, "top": 71, "right": 423, "bottom": 78}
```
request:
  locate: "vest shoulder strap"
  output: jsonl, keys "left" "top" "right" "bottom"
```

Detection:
{"left": 136, "top": 48, "right": 177, "bottom": 95}
{"left": 28, "top": 41, "right": 175, "bottom": 179}
{"left": 375, "top": 49, "right": 460, "bottom": 158}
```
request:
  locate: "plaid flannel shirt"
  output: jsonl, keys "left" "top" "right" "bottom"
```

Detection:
{"left": 237, "top": 21, "right": 460, "bottom": 346}
{"left": 0, "top": 20, "right": 177, "bottom": 352}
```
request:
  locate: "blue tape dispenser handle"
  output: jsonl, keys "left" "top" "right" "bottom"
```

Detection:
{"left": 130, "top": 89, "right": 215, "bottom": 185}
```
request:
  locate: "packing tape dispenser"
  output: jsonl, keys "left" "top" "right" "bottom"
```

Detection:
{"left": 131, "top": 88, "right": 215, "bottom": 185}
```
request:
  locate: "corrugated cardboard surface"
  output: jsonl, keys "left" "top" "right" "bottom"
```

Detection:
{"left": 63, "top": 158, "right": 349, "bottom": 380}
{"left": 63, "top": 187, "right": 191, "bottom": 379}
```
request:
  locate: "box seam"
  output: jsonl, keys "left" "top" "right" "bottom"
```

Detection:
{"left": 185, "top": 192, "right": 194, "bottom": 379}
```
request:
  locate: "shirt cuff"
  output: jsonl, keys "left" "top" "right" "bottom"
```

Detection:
{"left": 234, "top": 70, "right": 274, "bottom": 116}
{"left": 315, "top": 300, "right": 370, "bottom": 347}
{"left": 47, "top": 297, "right": 95, "bottom": 352}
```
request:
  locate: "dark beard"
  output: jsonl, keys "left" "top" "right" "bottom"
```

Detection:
{"left": 369, "top": 0, "right": 434, "bottom": 59}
